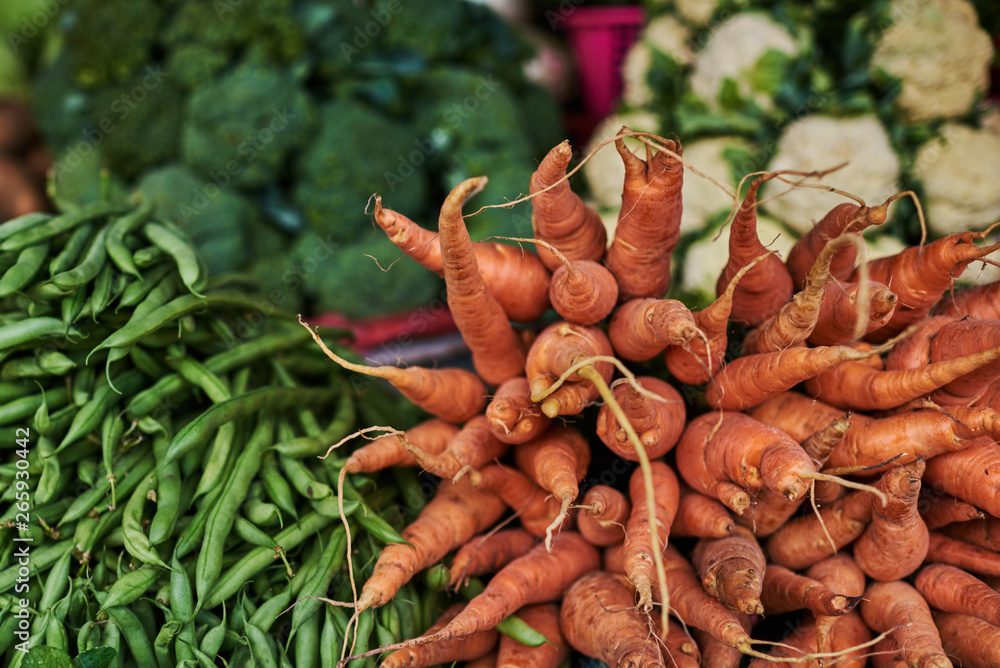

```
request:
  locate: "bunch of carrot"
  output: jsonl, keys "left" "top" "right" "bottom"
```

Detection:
{"left": 301, "top": 128, "right": 1000, "bottom": 668}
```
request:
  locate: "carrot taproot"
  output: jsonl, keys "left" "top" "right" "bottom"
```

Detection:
{"left": 372, "top": 194, "right": 550, "bottom": 323}
{"left": 923, "top": 437, "right": 1000, "bottom": 518}
{"left": 448, "top": 529, "right": 537, "bottom": 588}
{"left": 860, "top": 580, "right": 952, "bottom": 668}
{"left": 577, "top": 484, "right": 631, "bottom": 547}
{"left": 624, "top": 460, "right": 680, "bottom": 612}
{"left": 806, "top": 279, "right": 898, "bottom": 346}
{"left": 605, "top": 130, "right": 683, "bottom": 301}
{"left": 513, "top": 425, "right": 591, "bottom": 548}
{"left": 760, "top": 564, "right": 860, "bottom": 618}
{"left": 438, "top": 177, "right": 527, "bottom": 386}
{"left": 939, "top": 516, "right": 1000, "bottom": 552}
{"left": 608, "top": 298, "right": 700, "bottom": 362}
{"left": 855, "top": 227, "right": 1000, "bottom": 342}
{"left": 925, "top": 531, "right": 1000, "bottom": 577}
{"left": 715, "top": 173, "right": 794, "bottom": 326}
{"left": 380, "top": 602, "right": 499, "bottom": 668}
{"left": 745, "top": 611, "right": 872, "bottom": 668}
{"left": 464, "top": 651, "right": 497, "bottom": 668}
{"left": 853, "top": 459, "right": 929, "bottom": 581}
{"left": 805, "top": 554, "right": 868, "bottom": 655}
{"left": 764, "top": 490, "right": 873, "bottom": 571}
{"left": 918, "top": 491, "right": 984, "bottom": 530}
{"left": 653, "top": 615, "right": 701, "bottom": 668}
{"left": 672, "top": 484, "right": 735, "bottom": 539}
{"left": 935, "top": 278, "right": 1000, "bottom": 320}
{"left": 560, "top": 570, "right": 665, "bottom": 668}
{"left": 883, "top": 315, "right": 955, "bottom": 371}
{"left": 692, "top": 526, "right": 766, "bottom": 615}
{"left": 496, "top": 603, "right": 568, "bottom": 668}
{"left": 355, "top": 476, "right": 507, "bottom": 612}
{"left": 300, "top": 316, "right": 486, "bottom": 424}
{"left": 925, "top": 318, "right": 1000, "bottom": 405}
{"left": 691, "top": 629, "right": 743, "bottom": 668}
{"left": 525, "top": 321, "right": 614, "bottom": 418}
{"left": 932, "top": 611, "right": 1000, "bottom": 668}
{"left": 674, "top": 412, "right": 756, "bottom": 515}
{"left": 799, "top": 414, "right": 853, "bottom": 505}
{"left": 594, "top": 376, "right": 685, "bottom": 462}
{"left": 915, "top": 563, "right": 1000, "bottom": 627}
{"left": 341, "top": 418, "right": 459, "bottom": 474}
{"left": 869, "top": 635, "right": 909, "bottom": 668}
{"left": 484, "top": 377, "right": 551, "bottom": 445}
{"left": 470, "top": 464, "right": 565, "bottom": 539}
{"left": 529, "top": 139, "right": 607, "bottom": 269}
{"left": 603, "top": 541, "right": 626, "bottom": 573}
{"left": 393, "top": 415, "right": 509, "bottom": 482}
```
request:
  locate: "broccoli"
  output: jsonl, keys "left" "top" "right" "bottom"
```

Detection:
{"left": 62, "top": 0, "right": 164, "bottom": 89}
{"left": 182, "top": 61, "right": 316, "bottom": 190}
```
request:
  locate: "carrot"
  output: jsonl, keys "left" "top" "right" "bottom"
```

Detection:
{"left": 805, "top": 554, "right": 868, "bottom": 655}
{"left": 380, "top": 602, "right": 499, "bottom": 668}
{"left": 653, "top": 615, "right": 701, "bottom": 668}
{"left": 576, "top": 484, "right": 631, "bottom": 547}
{"left": 925, "top": 318, "right": 1000, "bottom": 405}
{"left": 594, "top": 376, "right": 685, "bottom": 461}
{"left": 745, "top": 612, "right": 872, "bottom": 668}
{"left": 853, "top": 459, "right": 929, "bottom": 581}
{"left": 918, "top": 491, "right": 984, "bottom": 530}
{"left": 608, "top": 298, "right": 700, "bottom": 362}
{"left": 372, "top": 194, "right": 550, "bottom": 323}
{"left": 935, "top": 278, "right": 1000, "bottom": 320}
{"left": 923, "top": 437, "right": 1000, "bottom": 518}
{"left": 512, "top": 425, "right": 591, "bottom": 548}
{"left": 355, "top": 476, "right": 507, "bottom": 612}
{"left": 559, "top": 570, "right": 665, "bottom": 668}
{"left": 300, "top": 316, "right": 486, "bottom": 423}
{"left": 496, "top": 603, "right": 568, "bottom": 668}
{"left": 939, "top": 516, "right": 1000, "bottom": 552}
{"left": 915, "top": 563, "right": 1000, "bottom": 626}
{"left": 665, "top": 254, "right": 765, "bottom": 384}
{"left": 801, "top": 341, "right": 1000, "bottom": 411}
{"left": 603, "top": 541, "right": 626, "bottom": 573}
{"left": 341, "top": 418, "right": 458, "bottom": 474}
{"left": 883, "top": 315, "right": 954, "bottom": 371}
{"left": 925, "top": 531, "right": 1000, "bottom": 577}
{"left": 351, "top": 532, "right": 600, "bottom": 662}
{"left": 529, "top": 139, "right": 607, "bottom": 269}
{"left": 715, "top": 173, "right": 794, "bottom": 326}
{"left": 806, "top": 279, "right": 898, "bottom": 346}
{"left": 932, "top": 611, "right": 1000, "bottom": 668}
{"left": 691, "top": 629, "right": 743, "bottom": 668}
{"left": 484, "top": 377, "right": 551, "bottom": 445}
{"left": 438, "top": 177, "right": 527, "bottom": 386}
{"left": 859, "top": 580, "right": 952, "bottom": 668}
{"left": 800, "top": 414, "right": 852, "bottom": 505}
{"left": 393, "top": 415, "right": 509, "bottom": 482}
{"left": 760, "top": 564, "right": 860, "bottom": 618}
{"left": 464, "top": 651, "right": 497, "bottom": 668}
{"left": 692, "top": 526, "right": 767, "bottom": 615}
{"left": 448, "top": 529, "right": 537, "bottom": 588}
{"left": 674, "top": 412, "right": 756, "bottom": 515}
{"left": 855, "top": 226, "right": 1000, "bottom": 342}
{"left": 525, "top": 321, "right": 614, "bottom": 418}
{"left": 605, "top": 130, "right": 683, "bottom": 301}
{"left": 764, "top": 490, "right": 872, "bottom": 571}
{"left": 624, "top": 460, "right": 680, "bottom": 612}
{"left": 869, "top": 635, "right": 909, "bottom": 668}
{"left": 471, "top": 464, "right": 565, "bottom": 539}
{"left": 671, "top": 484, "right": 735, "bottom": 539}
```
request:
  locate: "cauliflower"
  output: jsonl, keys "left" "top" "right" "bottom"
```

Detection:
{"left": 912, "top": 123, "right": 1000, "bottom": 235}
{"left": 621, "top": 14, "right": 693, "bottom": 108}
{"left": 678, "top": 136, "right": 752, "bottom": 235}
{"left": 760, "top": 115, "right": 901, "bottom": 234}
{"left": 674, "top": 0, "right": 722, "bottom": 27}
{"left": 687, "top": 12, "right": 798, "bottom": 112}
{"left": 582, "top": 110, "right": 663, "bottom": 210}
{"left": 870, "top": 0, "right": 994, "bottom": 123}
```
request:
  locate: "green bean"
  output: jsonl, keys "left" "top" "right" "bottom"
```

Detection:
{"left": 260, "top": 451, "right": 298, "bottom": 521}
{"left": 280, "top": 454, "right": 332, "bottom": 500}
{"left": 172, "top": 480, "right": 226, "bottom": 560}
{"left": 132, "top": 244, "right": 164, "bottom": 267}
{"left": 71, "top": 365, "right": 94, "bottom": 406}
{"left": 290, "top": 526, "right": 347, "bottom": 637}
{"left": 245, "top": 496, "right": 282, "bottom": 528}
{"left": 48, "top": 223, "right": 94, "bottom": 277}
{"left": 99, "top": 566, "right": 162, "bottom": 612}
{"left": 0, "top": 242, "right": 49, "bottom": 298}
{"left": 353, "top": 607, "right": 376, "bottom": 668}
{"left": 0, "top": 212, "right": 53, "bottom": 242}
{"left": 0, "top": 200, "right": 127, "bottom": 251}
{"left": 0, "top": 385, "right": 69, "bottom": 427}
{"left": 122, "top": 458, "right": 170, "bottom": 569}
{"left": 118, "top": 262, "right": 171, "bottom": 308}
{"left": 100, "top": 599, "right": 158, "bottom": 667}
{"left": 248, "top": 586, "right": 293, "bottom": 634}
{"left": 144, "top": 221, "right": 205, "bottom": 296}
{"left": 0, "top": 380, "right": 32, "bottom": 403}
{"left": 106, "top": 199, "right": 153, "bottom": 279}
{"left": 55, "top": 369, "right": 144, "bottom": 452}
{"left": 176, "top": 637, "right": 217, "bottom": 667}
{"left": 100, "top": 412, "right": 123, "bottom": 511}
{"left": 244, "top": 620, "right": 279, "bottom": 668}
{"left": 88, "top": 263, "right": 115, "bottom": 321}
{"left": 320, "top": 603, "right": 348, "bottom": 668}
{"left": 35, "top": 436, "right": 60, "bottom": 505}
{"left": 294, "top": 602, "right": 321, "bottom": 668}
{"left": 0, "top": 317, "right": 74, "bottom": 352}
{"left": 76, "top": 622, "right": 101, "bottom": 655}
{"left": 394, "top": 583, "right": 421, "bottom": 640}
{"left": 233, "top": 516, "right": 277, "bottom": 549}
{"left": 35, "top": 543, "right": 74, "bottom": 616}
{"left": 1, "top": 350, "right": 77, "bottom": 379}
{"left": 48, "top": 224, "right": 110, "bottom": 292}
{"left": 154, "top": 620, "right": 181, "bottom": 668}
{"left": 275, "top": 384, "right": 355, "bottom": 458}
{"left": 60, "top": 284, "right": 87, "bottom": 330}
{"left": 0, "top": 539, "right": 73, "bottom": 592}
{"left": 60, "top": 443, "right": 152, "bottom": 524}
{"left": 148, "top": 441, "right": 182, "bottom": 546}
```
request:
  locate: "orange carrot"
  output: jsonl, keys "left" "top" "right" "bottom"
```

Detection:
{"left": 932, "top": 611, "right": 1000, "bottom": 667}
{"left": 925, "top": 318, "right": 1000, "bottom": 405}
{"left": 301, "top": 316, "right": 486, "bottom": 424}
{"left": 576, "top": 484, "right": 631, "bottom": 547}
{"left": 496, "top": 603, "right": 568, "bottom": 668}
{"left": 925, "top": 531, "right": 1000, "bottom": 577}
{"left": 603, "top": 541, "right": 626, "bottom": 573}
{"left": 672, "top": 484, "right": 735, "bottom": 539}
{"left": 918, "top": 492, "right": 984, "bottom": 530}
{"left": 464, "top": 651, "right": 498, "bottom": 668}
{"left": 605, "top": 130, "right": 684, "bottom": 301}
{"left": 860, "top": 580, "right": 951, "bottom": 668}
{"left": 484, "top": 377, "right": 551, "bottom": 445}
{"left": 940, "top": 516, "right": 1000, "bottom": 552}
{"left": 715, "top": 174, "right": 794, "bottom": 326}
{"left": 799, "top": 414, "right": 852, "bottom": 505}
{"left": 548, "top": 257, "right": 619, "bottom": 325}
{"left": 529, "top": 139, "right": 607, "bottom": 269}
{"left": 935, "top": 278, "right": 1000, "bottom": 320}
{"left": 760, "top": 564, "right": 860, "bottom": 617}
{"left": 471, "top": 464, "right": 565, "bottom": 539}
{"left": 438, "top": 177, "right": 527, "bottom": 386}
{"left": 692, "top": 526, "right": 767, "bottom": 615}
{"left": 372, "top": 194, "right": 550, "bottom": 323}
{"left": 764, "top": 491, "right": 872, "bottom": 571}
{"left": 560, "top": 570, "right": 665, "bottom": 668}
{"left": 806, "top": 279, "right": 898, "bottom": 346}
{"left": 341, "top": 418, "right": 458, "bottom": 474}
{"left": 805, "top": 554, "right": 868, "bottom": 655}
{"left": 745, "top": 611, "right": 871, "bottom": 668}
{"left": 394, "top": 415, "right": 509, "bottom": 482}
{"left": 654, "top": 615, "right": 701, "bottom": 668}
{"left": 594, "top": 376, "right": 685, "bottom": 461}
{"left": 853, "top": 460, "right": 929, "bottom": 581}
{"left": 691, "top": 629, "right": 743, "bottom": 668}
{"left": 381, "top": 602, "right": 499, "bottom": 668}
{"left": 923, "top": 437, "right": 1000, "bottom": 518}
{"left": 608, "top": 298, "right": 700, "bottom": 362}
{"left": 525, "top": 321, "right": 614, "bottom": 418}
{"left": 448, "top": 529, "right": 537, "bottom": 588}
{"left": 915, "top": 563, "right": 1000, "bottom": 626}
{"left": 355, "top": 476, "right": 507, "bottom": 612}
{"left": 624, "top": 460, "right": 680, "bottom": 611}
{"left": 883, "top": 314, "right": 954, "bottom": 371}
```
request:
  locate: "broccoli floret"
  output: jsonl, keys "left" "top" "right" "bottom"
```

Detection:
{"left": 292, "top": 99, "right": 429, "bottom": 244}
{"left": 62, "top": 0, "right": 163, "bottom": 88}
{"left": 182, "top": 61, "right": 315, "bottom": 189}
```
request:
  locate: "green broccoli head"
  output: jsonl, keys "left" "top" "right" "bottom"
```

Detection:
{"left": 292, "top": 99, "right": 430, "bottom": 244}
{"left": 182, "top": 61, "right": 316, "bottom": 189}
{"left": 62, "top": 0, "right": 164, "bottom": 88}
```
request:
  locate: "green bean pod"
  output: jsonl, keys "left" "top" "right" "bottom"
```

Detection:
{"left": 117, "top": 262, "right": 171, "bottom": 308}
{"left": 143, "top": 221, "right": 206, "bottom": 296}
{"left": 100, "top": 600, "right": 158, "bottom": 667}
{"left": 0, "top": 212, "right": 53, "bottom": 242}
{"left": 121, "top": 460, "right": 170, "bottom": 569}
{"left": 56, "top": 369, "right": 144, "bottom": 452}
{"left": 48, "top": 224, "right": 109, "bottom": 292}
{"left": 0, "top": 317, "right": 75, "bottom": 353}
{"left": 87, "top": 263, "right": 114, "bottom": 321}
{"left": 60, "top": 443, "right": 152, "bottom": 524}
{"left": 1, "top": 200, "right": 126, "bottom": 251}
{"left": 105, "top": 199, "right": 154, "bottom": 279}
{"left": 99, "top": 565, "right": 162, "bottom": 611}
{"left": 0, "top": 242, "right": 49, "bottom": 298}
{"left": 290, "top": 525, "right": 347, "bottom": 637}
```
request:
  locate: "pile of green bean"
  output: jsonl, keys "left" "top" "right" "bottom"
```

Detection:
{"left": 0, "top": 198, "right": 439, "bottom": 667}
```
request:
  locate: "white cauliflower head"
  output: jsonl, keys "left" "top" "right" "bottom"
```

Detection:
{"left": 870, "top": 0, "right": 994, "bottom": 123}
{"left": 912, "top": 123, "right": 1000, "bottom": 235}
{"left": 678, "top": 136, "right": 752, "bottom": 235}
{"left": 675, "top": 0, "right": 723, "bottom": 27}
{"left": 760, "top": 114, "right": 901, "bottom": 234}
{"left": 582, "top": 111, "right": 663, "bottom": 211}
{"left": 621, "top": 15, "right": 693, "bottom": 108}
{"left": 688, "top": 12, "right": 799, "bottom": 112}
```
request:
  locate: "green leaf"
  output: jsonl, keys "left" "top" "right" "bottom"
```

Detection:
{"left": 23, "top": 646, "right": 73, "bottom": 668}
{"left": 73, "top": 647, "right": 117, "bottom": 668}
{"left": 750, "top": 49, "right": 792, "bottom": 97}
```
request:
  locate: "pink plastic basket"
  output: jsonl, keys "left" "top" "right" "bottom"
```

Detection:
{"left": 561, "top": 5, "right": 646, "bottom": 118}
